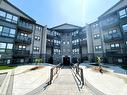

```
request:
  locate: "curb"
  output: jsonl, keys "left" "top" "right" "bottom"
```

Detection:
{"left": 0, "top": 70, "right": 12, "bottom": 95}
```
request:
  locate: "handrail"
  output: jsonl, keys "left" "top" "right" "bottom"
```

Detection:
{"left": 71, "top": 63, "right": 84, "bottom": 89}
{"left": 72, "top": 63, "right": 106, "bottom": 95}
{"left": 48, "top": 63, "right": 62, "bottom": 84}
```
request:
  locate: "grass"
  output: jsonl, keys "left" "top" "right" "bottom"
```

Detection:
{"left": 0, "top": 65, "right": 16, "bottom": 70}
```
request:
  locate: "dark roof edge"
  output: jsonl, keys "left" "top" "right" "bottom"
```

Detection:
{"left": 4, "top": 0, "right": 36, "bottom": 22}
{"left": 99, "top": 0, "right": 122, "bottom": 18}
{"left": 51, "top": 23, "right": 81, "bottom": 30}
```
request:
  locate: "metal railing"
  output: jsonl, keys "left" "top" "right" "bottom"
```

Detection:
{"left": 71, "top": 63, "right": 84, "bottom": 89}
{"left": 48, "top": 63, "right": 62, "bottom": 84}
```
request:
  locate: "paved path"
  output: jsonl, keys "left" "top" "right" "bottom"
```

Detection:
{"left": 80, "top": 63, "right": 127, "bottom": 95}
{"left": 40, "top": 66, "right": 93, "bottom": 95}
{"left": 0, "top": 73, "right": 7, "bottom": 86}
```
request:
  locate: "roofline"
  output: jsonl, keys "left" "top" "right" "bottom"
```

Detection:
{"left": 99, "top": 0, "right": 122, "bottom": 18}
{"left": 4, "top": 0, "right": 36, "bottom": 22}
{"left": 51, "top": 23, "right": 81, "bottom": 30}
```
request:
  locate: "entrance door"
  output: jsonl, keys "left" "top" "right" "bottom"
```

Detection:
{"left": 63, "top": 56, "right": 70, "bottom": 65}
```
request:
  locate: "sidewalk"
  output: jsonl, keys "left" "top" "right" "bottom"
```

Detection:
{"left": 41, "top": 66, "right": 93, "bottom": 95}
{"left": 12, "top": 63, "right": 53, "bottom": 95}
{"left": 80, "top": 63, "right": 127, "bottom": 95}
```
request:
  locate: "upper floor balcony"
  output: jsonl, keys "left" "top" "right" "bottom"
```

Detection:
{"left": 47, "top": 34, "right": 54, "bottom": 39}
{"left": 80, "top": 40, "right": 87, "bottom": 46}
{"left": 72, "top": 44, "right": 79, "bottom": 49}
{"left": 106, "top": 47, "right": 127, "bottom": 56}
{"left": 15, "top": 35, "right": 31, "bottom": 45}
{"left": 100, "top": 15, "right": 119, "bottom": 30}
{"left": 18, "top": 20, "right": 33, "bottom": 32}
{"left": 13, "top": 49, "right": 30, "bottom": 57}
{"left": 104, "top": 33, "right": 123, "bottom": 43}
{"left": 53, "top": 43, "right": 61, "bottom": 48}
{"left": 0, "top": 48, "right": 13, "bottom": 54}
{"left": 46, "top": 41, "right": 53, "bottom": 48}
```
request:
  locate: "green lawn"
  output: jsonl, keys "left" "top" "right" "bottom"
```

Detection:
{"left": 0, "top": 65, "right": 16, "bottom": 70}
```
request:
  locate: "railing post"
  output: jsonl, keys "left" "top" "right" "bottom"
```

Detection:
{"left": 81, "top": 69, "right": 84, "bottom": 86}
{"left": 49, "top": 68, "right": 53, "bottom": 84}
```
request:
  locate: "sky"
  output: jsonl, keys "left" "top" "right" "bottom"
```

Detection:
{"left": 10, "top": 0, "right": 120, "bottom": 28}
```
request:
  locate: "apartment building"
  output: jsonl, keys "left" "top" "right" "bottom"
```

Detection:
{"left": 98, "top": 0, "right": 127, "bottom": 64}
{"left": 0, "top": 0, "right": 47, "bottom": 64}
{"left": 0, "top": 0, "right": 127, "bottom": 65}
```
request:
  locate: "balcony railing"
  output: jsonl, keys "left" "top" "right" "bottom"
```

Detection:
{"left": 15, "top": 35, "right": 31, "bottom": 44}
{"left": 106, "top": 48, "right": 127, "bottom": 56}
{"left": 104, "top": 34, "right": 123, "bottom": 43}
{"left": 54, "top": 44, "right": 61, "bottom": 48}
{"left": 46, "top": 41, "right": 53, "bottom": 47}
{"left": 80, "top": 40, "right": 87, "bottom": 46}
{"left": 72, "top": 44, "right": 79, "bottom": 48}
{"left": 0, "top": 48, "right": 13, "bottom": 54}
{"left": 13, "top": 50, "right": 30, "bottom": 57}
{"left": 18, "top": 21, "right": 33, "bottom": 32}
{"left": 47, "top": 34, "right": 54, "bottom": 39}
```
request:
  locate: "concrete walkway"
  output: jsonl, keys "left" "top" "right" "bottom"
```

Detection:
{"left": 12, "top": 64, "right": 53, "bottom": 95}
{"left": 80, "top": 63, "right": 127, "bottom": 95}
{"left": 40, "top": 66, "right": 93, "bottom": 95}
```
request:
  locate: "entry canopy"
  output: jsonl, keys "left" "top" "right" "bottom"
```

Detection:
{"left": 51, "top": 23, "right": 81, "bottom": 32}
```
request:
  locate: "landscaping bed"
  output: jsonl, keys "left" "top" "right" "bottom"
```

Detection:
{"left": 0, "top": 65, "right": 16, "bottom": 70}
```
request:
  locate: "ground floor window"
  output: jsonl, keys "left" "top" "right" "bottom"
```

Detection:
{"left": 117, "top": 58, "right": 123, "bottom": 63}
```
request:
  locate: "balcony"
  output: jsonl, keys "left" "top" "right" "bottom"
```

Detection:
{"left": 15, "top": 35, "right": 31, "bottom": 44}
{"left": 0, "top": 48, "right": 13, "bottom": 54}
{"left": 72, "top": 44, "right": 79, "bottom": 49}
{"left": 106, "top": 48, "right": 126, "bottom": 56}
{"left": 80, "top": 40, "right": 87, "bottom": 46}
{"left": 46, "top": 41, "right": 53, "bottom": 48}
{"left": 47, "top": 34, "right": 54, "bottom": 39}
{"left": 54, "top": 43, "right": 61, "bottom": 48}
{"left": 104, "top": 34, "right": 123, "bottom": 43}
{"left": 18, "top": 21, "right": 33, "bottom": 32}
{"left": 13, "top": 50, "right": 30, "bottom": 57}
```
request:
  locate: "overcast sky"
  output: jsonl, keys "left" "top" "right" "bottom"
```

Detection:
{"left": 10, "top": 0, "right": 120, "bottom": 28}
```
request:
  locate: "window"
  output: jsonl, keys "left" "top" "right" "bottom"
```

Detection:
{"left": 119, "top": 9, "right": 127, "bottom": 18}
{"left": 0, "top": 26, "right": 3, "bottom": 33}
{"left": 1, "top": 26, "right": 16, "bottom": 38}
{"left": 35, "top": 36, "right": 40, "bottom": 41}
{"left": 0, "top": 43, "right": 6, "bottom": 48}
{"left": 115, "top": 44, "right": 120, "bottom": 47}
{"left": 0, "top": 10, "right": 6, "bottom": 17}
{"left": 67, "top": 42, "right": 69, "bottom": 44}
{"left": 18, "top": 45, "right": 26, "bottom": 50}
{"left": 2, "top": 27, "right": 10, "bottom": 36}
{"left": 110, "top": 43, "right": 120, "bottom": 48}
{"left": 0, "top": 43, "right": 6, "bottom": 52}
{"left": 94, "top": 34, "right": 100, "bottom": 39}
{"left": 95, "top": 45, "right": 102, "bottom": 51}
{"left": 33, "top": 46, "right": 39, "bottom": 51}
{"left": 12, "top": 16, "right": 18, "bottom": 23}
{"left": 126, "top": 41, "right": 127, "bottom": 44}
{"left": 122, "top": 24, "right": 127, "bottom": 32}
{"left": 111, "top": 44, "right": 115, "bottom": 48}
{"left": 9, "top": 29, "right": 16, "bottom": 37}
{"left": 112, "top": 30, "right": 117, "bottom": 33}
{"left": 7, "top": 44, "right": 13, "bottom": 49}
{"left": 6, "top": 13, "right": 13, "bottom": 22}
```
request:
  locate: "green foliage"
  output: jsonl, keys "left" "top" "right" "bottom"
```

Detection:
{"left": 0, "top": 66, "right": 16, "bottom": 70}
{"left": 35, "top": 58, "right": 43, "bottom": 64}
{"left": 95, "top": 56, "right": 101, "bottom": 65}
